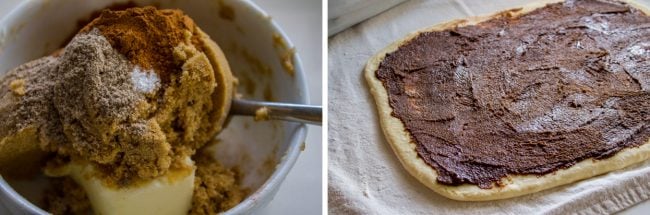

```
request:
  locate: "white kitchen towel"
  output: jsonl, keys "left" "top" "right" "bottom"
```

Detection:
{"left": 328, "top": 0, "right": 406, "bottom": 36}
{"left": 327, "top": 0, "right": 650, "bottom": 214}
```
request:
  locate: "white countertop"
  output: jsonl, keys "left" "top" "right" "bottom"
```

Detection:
{"left": 0, "top": 0, "right": 322, "bottom": 214}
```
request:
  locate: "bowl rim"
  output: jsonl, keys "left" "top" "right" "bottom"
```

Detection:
{"left": 0, "top": 0, "right": 310, "bottom": 214}
{"left": 221, "top": 1, "right": 309, "bottom": 213}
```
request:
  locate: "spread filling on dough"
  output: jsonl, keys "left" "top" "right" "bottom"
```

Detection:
{"left": 376, "top": 0, "right": 650, "bottom": 188}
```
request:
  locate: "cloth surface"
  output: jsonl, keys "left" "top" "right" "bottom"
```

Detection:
{"left": 327, "top": 0, "right": 650, "bottom": 214}
{"left": 328, "top": 0, "right": 406, "bottom": 35}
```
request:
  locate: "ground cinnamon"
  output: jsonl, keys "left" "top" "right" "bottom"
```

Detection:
{"left": 81, "top": 7, "right": 200, "bottom": 83}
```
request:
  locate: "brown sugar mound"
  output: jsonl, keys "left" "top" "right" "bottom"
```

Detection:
{"left": 0, "top": 5, "right": 241, "bottom": 215}
{"left": 0, "top": 7, "right": 235, "bottom": 188}
{"left": 72, "top": 7, "right": 235, "bottom": 187}
{"left": 190, "top": 148, "right": 246, "bottom": 214}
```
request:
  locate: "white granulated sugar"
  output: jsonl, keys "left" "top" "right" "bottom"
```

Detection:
{"left": 131, "top": 66, "right": 160, "bottom": 94}
{"left": 575, "top": 41, "right": 583, "bottom": 49}
{"left": 604, "top": 124, "right": 643, "bottom": 145}
{"left": 453, "top": 64, "right": 468, "bottom": 82}
{"left": 515, "top": 44, "right": 527, "bottom": 55}
{"left": 603, "top": 97, "right": 621, "bottom": 108}
{"left": 497, "top": 29, "right": 506, "bottom": 37}
{"left": 629, "top": 43, "right": 648, "bottom": 56}
{"left": 582, "top": 16, "right": 610, "bottom": 34}
{"left": 562, "top": 68, "right": 591, "bottom": 84}
{"left": 515, "top": 106, "right": 604, "bottom": 133}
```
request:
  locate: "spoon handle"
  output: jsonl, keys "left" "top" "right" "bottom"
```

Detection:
{"left": 230, "top": 99, "right": 322, "bottom": 126}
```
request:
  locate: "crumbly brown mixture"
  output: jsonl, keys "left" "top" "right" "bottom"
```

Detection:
{"left": 0, "top": 7, "right": 228, "bottom": 188}
{"left": 280, "top": 48, "right": 296, "bottom": 76}
{"left": 65, "top": 7, "right": 226, "bottom": 187}
{"left": 254, "top": 107, "right": 271, "bottom": 121}
{"left": 42, "top": 147, "right": 245, "bottom": 215}
{"left": 0, "top": 6, "right": 241, "bottom": 214}
{"left": 0, "top": 30, "right": 161, "bottom": 185}
{"left": 0, "top": 57, "right": 56, "bottom": 142}
{"left": 271, "top": 33, "right": 295, "bottom": 76}
{"left": 43, "top": 177, "right": 92, "bottom": 215}
{"left": 9, "top": 79, "right": 25, "bottom": 96}
{"left": 48, "top": 30, "right": 164, "bottom": 184}
{"left": 190, "top": 148, "right": 246, "bottom": 215}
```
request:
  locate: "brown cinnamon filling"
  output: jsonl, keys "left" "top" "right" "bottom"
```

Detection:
{"left": 376, "top": 0, "right": 650, "bottom": 188}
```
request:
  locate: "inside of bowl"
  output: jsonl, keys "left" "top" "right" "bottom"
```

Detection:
{"left": 0, "top": 0, "right": 306, "bottom": 211}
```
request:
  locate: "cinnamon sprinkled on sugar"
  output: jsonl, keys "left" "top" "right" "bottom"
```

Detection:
{"left": 81, "top": 6, "right": 202, "bottom": 83}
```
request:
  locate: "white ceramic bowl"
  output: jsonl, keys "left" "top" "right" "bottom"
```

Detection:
{"left": 0, "top": 0, "right": 308, "bottom": 214}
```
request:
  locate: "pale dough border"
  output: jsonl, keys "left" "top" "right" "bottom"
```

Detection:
{"left": 364, "top": 0, "right": 650, "bottom": 201}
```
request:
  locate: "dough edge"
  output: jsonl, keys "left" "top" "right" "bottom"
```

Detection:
{"left": 364, "top": 0, "right": 650, "bottom": 201}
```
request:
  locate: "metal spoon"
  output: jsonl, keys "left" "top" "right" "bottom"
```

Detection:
{"left": 230, "top": 99, "right": 322, "bottom": 125}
